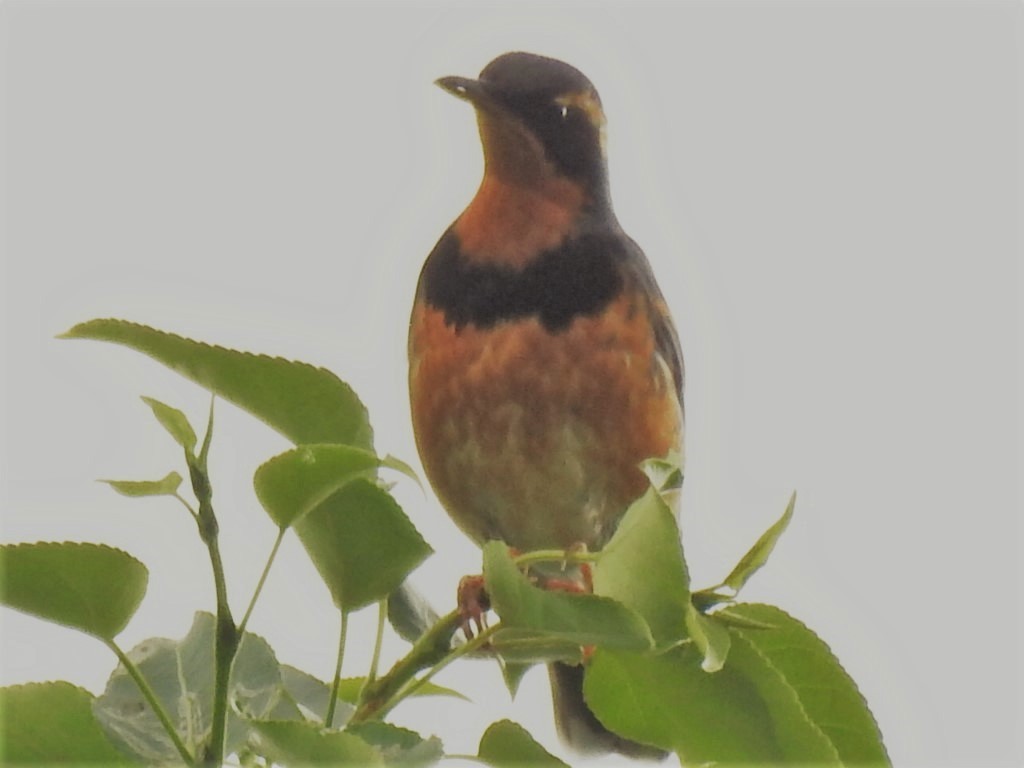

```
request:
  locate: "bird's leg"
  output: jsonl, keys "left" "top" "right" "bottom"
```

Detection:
{"left": 456, "top": 574, "right": 490, "bottom": 639}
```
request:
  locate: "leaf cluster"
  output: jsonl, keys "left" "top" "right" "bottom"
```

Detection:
{"left": 1, "top": 319, "right": 889, "bottom": 766}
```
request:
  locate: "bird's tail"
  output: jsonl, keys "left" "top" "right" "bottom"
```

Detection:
{"left": 548, "top": 661, "right": 668, "bottom": 761}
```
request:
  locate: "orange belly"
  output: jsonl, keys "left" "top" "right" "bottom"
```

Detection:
{"left": 409, "top": 293, "right": 682, "bottom": 552}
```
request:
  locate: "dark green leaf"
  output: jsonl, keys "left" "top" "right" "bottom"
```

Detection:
{"left": 0, "top": 682, "right": 134, "bottom": 764}
{"left": 721, "top": 492, "right": 796, "bottom": 594}
{"left": 387, "top": 582, "right": 442, "bottom": 644}
{"left": 101, "top": 471, "right": 183, "bottom": 499}
{"left": 140, "top": 396, "right": 197, "bottom": 453}
{"left": 499, "top": 661, "right": 533, "bottom": 698}
{"left": 251, "top": 720, "right": 383, "bottom": 765}
{"left": 585, "top": 643, "right": 840, "bottom": 764}
{"left": 477, "top": 719, "right": 569, "bottom": 767}
{"left": 93, "top": 612, "right": 300, "bottom": 762}
{"left": 592, "top": 486, "right": 690, "bottom": 648}
{"left": 483, "top": 542, "right": 652, "bottom": 651}
{"left": 254, "top": 444, "right": 383, "bottom": 529}
{"left": 0, "top": 542, "right": 147, "bottom": 640}
{"left": 295, "top": 479, "right": 432, "bottom": 611}
{"left": 345, "top": 722, "right": 444, "bottom": 767}
{"left": 728, "top": 603, "right": 891, "bottom": 766}
{"left": 61, "top": 319, "right": 373, "bottom": 448}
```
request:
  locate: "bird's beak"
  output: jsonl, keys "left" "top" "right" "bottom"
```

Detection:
{"left": 435, "top": 76, "right": 498, "bottom": 110}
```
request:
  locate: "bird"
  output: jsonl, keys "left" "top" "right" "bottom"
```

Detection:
{"left": 408, "top": 51, "right": 684, "bottom": 759}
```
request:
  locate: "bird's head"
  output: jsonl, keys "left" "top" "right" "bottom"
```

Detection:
{"left": 437, "top": 52, "right": 610, "bottom": 207}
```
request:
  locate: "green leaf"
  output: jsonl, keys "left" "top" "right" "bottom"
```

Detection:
{"left": 251, "top": 720, "right": 383, "bottom": 765}
{"left": 345, "top": 722, "right": 444, "bottom": 767}
{"left": 101, "top": 471, "right": 183, "bottom": 498}
{"left": 685, "top": 607, "right": 731, "bottom": 673}
{"left": 93, "top": 612, "right": 303, "bottom": 762}
{"left": 499, "top": 661, "right": 533, "bottom": 698}
{"left": 0, "top": 682, "right": 134, "bottom": 764}
{"left": 379, "top": 454, "right": 423, "bottom": 491}
{"left": 254, "top": 444, "right": 384, "bottom": 529}
{"left": 727, "top": 603, "right": 891, "bottom": 765}
{"left": 477, "top": 719, "right": 569, "bottom": 767}
{"left": 585, "top": 643, "right": 840, "bottom": 764}
{"left": 0, "top": 542, "right": 147, "bottom": 640}
{"left": 279, "top": 665, "right": 337, "bottom": 723}
{"left": 483, "top": 542, "right": 652, "bottom": 651}
{"left": 711, "top": 607, "right": 778, "bottom": 631}
{"left": 639, "top": 450, "right": 685, "bottom": 494}
{"left": 592, "top": 486, "right": 690, "bottom": 648}
{"left": 140, "top": 396, "right": 197, "bottom": 453}
{"left": 334, "top": 676, "right": 468, "bottom": 704}
{"left": 295, "top": 479, "right": 432, "bottom": 612}
{"left": 387, "top": 582, "right": 442, "bottom": 644}
{"left": 61, "top": 319, "right": 373, "bottom": 449}
{"left": 721, "top": 491, "right": 796, "bottom": 594}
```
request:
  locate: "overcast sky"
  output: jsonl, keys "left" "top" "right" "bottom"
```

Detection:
{"left": 2, "top": 3, "right": 1020, "bottom": 766}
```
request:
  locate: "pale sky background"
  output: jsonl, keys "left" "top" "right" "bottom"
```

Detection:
{"left": 1, "top": 2, "right": 1020, "bottom": 766}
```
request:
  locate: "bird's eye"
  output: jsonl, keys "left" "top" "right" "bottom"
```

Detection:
{"left": 558, "top": 104, "right": 570, "bottom": 120}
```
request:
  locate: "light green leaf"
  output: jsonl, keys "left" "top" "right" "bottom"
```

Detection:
{"left": 592, "top": 486, "right": 690, "bottom": 648}
{"left": 279, "top": 665, "right": 338, "bottom": 723}
{"left": 710, "top": 607, "right": 778, "bottom": 631}
{"left": 345, "top": 722, "right": 444, "bottom": 767}
{"left": 0, "top": 682, "right": 134, "bottom": 764}
{"left": 254, "top": 444, "right": 383, "bottom": 529}
{"left": 101, "top": 471, "right": 183, "bottom": 499}
{"left": 0, "top": 542, "right": 147, "bottom": 640}
{"left": 483, "top": 542, "right": 652, "bottom": 651}
{"left": 61, "top": 319, "right": 373, "bottom": 449}
{"left": 93, "top": 612, "right": 301, "bottom": 762}
{"left": 721, "top": 492, "right": 796, "bottom": 594}
{"left": 295, "top": 479, "right": 432, "bottom": 612}
{"left": 251, "top": 720, "right": 383, "bottom": 765}
{"left": 477, "top": 719, "right": 569, "bottom": 767}
{"left": 585, "top": 643, "right": 840, "bottom": 764}
{"left": 379, "top": 454, "right": 423, "bottom": 491}
{"left": 140, "top": 396, "right": 197, "bottom": 453}
{"left": 639, "top": 450, "right": 685, "bottom": 494}
{"left": 685, "top": 607, "right": 731, "bottom": 673}
{"left": 728, "top": 603, "right": 891, "bottom": 766}
{"left": 334, "top": 676, "right": 468, "bottom": 705}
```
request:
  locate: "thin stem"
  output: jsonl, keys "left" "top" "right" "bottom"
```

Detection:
{"left": 350, "top": 609, "right": 463, "bottom": 725}
{"left": 173, "top": 492, "right": 200, "bottom": 523}
{"left": 237, "top": 528, "right": 286, "bottom": 637}
{"left": 513, "top": 548, "right": 599, "bottom": 570}
{"left": 367, "top": 598, "right": 387, "bottom": 684}
{"left": 377, "top": 624, "right": 498, "bottom": 720}
{"left": 325, "top": 609, "right": 350, "bottom": 728}
{"left": 187, "top": 398, "right": 239, "bottom": 767}
{"left": 107, "top": 639, "right": 195, "bottom": 766}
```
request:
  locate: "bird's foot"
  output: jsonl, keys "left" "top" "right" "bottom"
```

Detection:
{"left": 456, "top": 574, "right": 490, "bottom": 639}
{"left": 542, "top": 543, "right": 594, "bottom": 593}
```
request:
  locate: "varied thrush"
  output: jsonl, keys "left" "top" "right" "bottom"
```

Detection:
{"left": 409, "top": 51, "right": 684, "bottom": 758}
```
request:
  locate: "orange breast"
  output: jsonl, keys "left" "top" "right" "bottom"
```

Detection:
{"left": 408, "top": 292, "right": 682, "bottom": 552}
